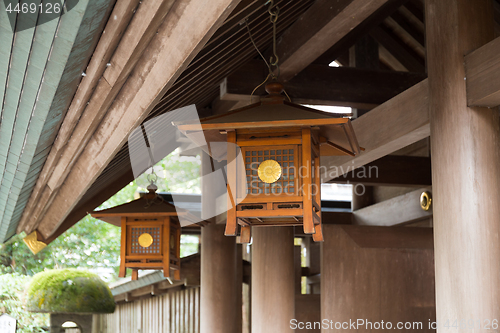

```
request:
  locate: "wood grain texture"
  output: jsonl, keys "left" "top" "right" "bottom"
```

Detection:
{"left": 225, "top": 130, "right": 237, "bottom": 236}
{"left": 47, "top": 0, "right": 314, "bottom": 234}
{"left": 200, "top": 224, "right": 240, "bottom": 333}
{"left": 321, "top": 225, "right": 435, "bottom": 333}
{"left": 252, "top": 227, "right": 294, "bottom": 333}
{"left": 26, "top": 0, "right": 241, "bottom": 238}
{"left": 321, "top": 79, "right": 430, "bottom": 182}
{"left": 313, "top": 0, "right": 409, "bottom": 66}
{"left": 30, "top": 0, "right": 140, "bottom": 201}
{"left": 353, "top": 187, "right": 432, "bottom": 226}
{"left": 465, "top": 36, "right": 500, "bottom": 107}
{"left": 275, "top": 0, "right": 389, "bottom": 81}
{"left": 17, "top": 0, "right": 176, "bottom": 234}
{"left": 426, "top": 0, "right": 500, "bottom": 326}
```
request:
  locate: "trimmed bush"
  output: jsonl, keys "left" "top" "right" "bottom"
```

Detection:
{"left": 27, "top": 269, "right": 115, "bottom": 314}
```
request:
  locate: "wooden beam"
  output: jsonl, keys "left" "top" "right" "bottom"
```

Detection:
{"left": 465, "top": 36, "right": 500, "bottom": 107}
{"left": 17, "top": 0, "right": 175, "bottom": 234}
{"left": 273, "top": 0, "right": 391, "bottom": 81}
{"left": 38, "top": 168, "right": 134, "bottom": 245}
{"left": 314, "top": 0, "right": 409, "bottom": 65}
{"left": 22, "top": 0, "right": 241, "bottom": 239}
{"left": 321, "top": 211, "right": 352, "bottom": 225}
{"left": 369, "top": 25, "right": 425, "bottom": 72}
{"left": 329, "top": 155, "right": 431, "bottom": 187}
{"left": 389, "top": 8, "right": 425, "bottom": 46}
{"left": 379, "top": 44, "right": 408, "bottom": 71}
{"left": 341, "top": 225, "right": 434, "bottom": 249}
{"left": 223, "top": 60, "right": 426, "bottom": 109}
{"left": 353, "top": 188, "right": 432, "bottom": 226}
{"left": 321, "top": 79, "right": 430, "bottom": 182}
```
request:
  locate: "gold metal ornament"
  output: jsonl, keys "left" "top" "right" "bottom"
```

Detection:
{"left": 420, "top": 191, "right": 432, "bottom": 211}
{"left": 258, "top": 159, "right": 282, "bottom": 183}
{"left": 23, "top": 231, "right": 47, "bottom": 255}
{"left": 138, "top": 233, "right": 154, "bottom": 248}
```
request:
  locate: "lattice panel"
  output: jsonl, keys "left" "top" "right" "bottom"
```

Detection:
{"left": 130, "top": 227, "right": 161, "bottom": 254}
{"left": 244, "top": 146, "right": 297, "bottom": 195}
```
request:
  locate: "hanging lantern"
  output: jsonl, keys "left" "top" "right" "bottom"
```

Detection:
{"left": 91, "top": 185, "right": 197, "bottom": 280}
{"left": 175, "top": 82, "right": 361, "bottom": 242}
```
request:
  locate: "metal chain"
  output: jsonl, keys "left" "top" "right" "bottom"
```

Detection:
{"left": 246, "top": 0, "right": 282, "bottom": 96}
{"left": 268, "top": 0, "right": 280, "bottom": 73}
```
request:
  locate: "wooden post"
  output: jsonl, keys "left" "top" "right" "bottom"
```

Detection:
{"left": 301, "top": 128, "right": 315, "bottom": 234}
{"left": 251, "top": 227, "right": 294, "bottom": 333}
{"left": 226, "top": 130, "right": 238, "bottom": 236}
{"left": 201, "top": 223, "right": 240, "bottom": 333}
{"left": 163, "top": 217, "right": 170, "bottom": 278}
{"left": 425, "top": 0, "right": 500, "bottom": 327}
{"left": 312, "top": 153, "right": 323, "bottom": 241}
{"left": 119, "top": 217, "right": 126, "bottom": 278}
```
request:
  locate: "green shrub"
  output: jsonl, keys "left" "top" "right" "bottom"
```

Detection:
{"left": 27, "top": 269, "right": 115, "bottom": 314}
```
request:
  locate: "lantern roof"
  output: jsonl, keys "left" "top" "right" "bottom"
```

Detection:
{"left": 175, "top": 82, "right": 361, "bottom": 159}
{"left": 90, "top": 188, "right": 198, "bottom": 226}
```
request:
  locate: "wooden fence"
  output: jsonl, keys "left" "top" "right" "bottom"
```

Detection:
{"left": 92, "top": 287, "right": 200, "bottom": 333}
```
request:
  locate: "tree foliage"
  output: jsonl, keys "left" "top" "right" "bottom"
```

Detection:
{"left": 0, "top": 273, "right": 48, "bottom": 333}
{"left": 0, "top": 148, "right": 201, "bottom": 279}
{"left": 0, "top": 149, "right": 201, "bottom": 329}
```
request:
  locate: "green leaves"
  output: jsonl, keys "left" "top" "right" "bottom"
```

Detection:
{"left": 0, "top": 274, "right": 48, "bottom": 333}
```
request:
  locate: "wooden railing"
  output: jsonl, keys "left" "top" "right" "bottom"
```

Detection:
{"left": 92, "top": 287, "right": 200, "bottom": 333}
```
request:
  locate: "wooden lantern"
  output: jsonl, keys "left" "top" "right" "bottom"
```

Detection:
{"left": 176, "top": 82, "right": 361, "bottom": 242}
{"left": 91, "top": 187, "right": 196, "bottom": 280}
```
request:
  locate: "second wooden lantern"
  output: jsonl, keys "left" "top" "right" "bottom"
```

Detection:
{"left": 176, "top": 82, "right": 361, "bottom": 242}
{"left": 91, "top": 186, "right": 197, "bottom": 280}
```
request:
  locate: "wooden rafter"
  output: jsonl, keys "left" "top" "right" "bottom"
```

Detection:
{"left": 329, "top": 155, "right": 431, "bottom": 187}
{"left": 314, "top": 0, "right": 409, "bottom": 66}
{"left": 352, "top": 188, "right": 432, "bottom": 226}
{"left": 272, "top": 0, "right": 392, "bottom": 81}
{"left": 321, "top": 79, "right": 430, "bottom": 182}
{"left": 370, "top": 25, "right": 425, "bottom": 72}
{"left": 28, "top": 0, "right": 315, "bottom": 241}
{"left": 222, "top": 60, "right": 426, "bottom": 109}
{"left": 19, "top": 0, "right": 241, "bottom": 239}
{"left": 465, "top": 35, "right": 500, "bottom": 107}
{"left": 17, "top": 0, "right": 176, "bottom": 234}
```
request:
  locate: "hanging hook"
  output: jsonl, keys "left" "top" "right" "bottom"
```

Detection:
{"left": 267, "top": 0, "right": 280, "bottom": 77}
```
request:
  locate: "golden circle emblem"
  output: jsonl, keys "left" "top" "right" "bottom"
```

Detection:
{"left": 258, "top": 159, "right": 282, "bottom": 184}
{"left": 138, "top": 233, "right": 154, "bottom": 248}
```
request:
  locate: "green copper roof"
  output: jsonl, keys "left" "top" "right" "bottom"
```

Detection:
{"left": 0, "top": 0, "right": 115, "bottom": 243}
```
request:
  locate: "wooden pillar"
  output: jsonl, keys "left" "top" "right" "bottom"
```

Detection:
{"left": 201, "top": 152, "right": 226, "bottom": 222}
{"left": 252, "top": 227, "right": 294, "bottom": 333}
{"left": 321, "top": 225, "right": 436, "bottom": 333}
{"left": 350, "top": 35, "right": 377, "bottom": 204}
{"left": 201, "top": 223, "right": 240, "bottom": 333}
{"left": 425, "top": 0, "right": 500, "bottom": 327}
